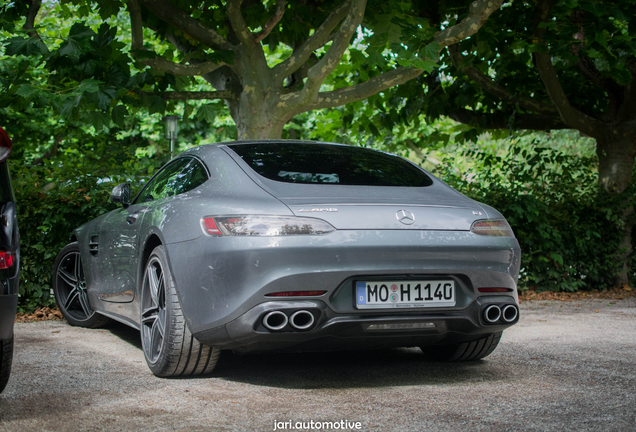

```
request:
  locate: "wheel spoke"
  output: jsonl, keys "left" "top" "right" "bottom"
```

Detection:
{"left": 64, "top": 288, "right": 80, "bottom": 311}
{"left": 74, "top": 253, "right": 81, "bottom": 281}
{"left": 141, "top": 306, "right": 159, "bottom": 324}
{"left": 148, "top": 265, "right": 160, "bottom": 304}
{"left": 156, "top": 307, "right": 166, "bottom": 338}
{"left": 58, "top": 267, "right": 76, "bottom": 287}
{"left": 150, "top": 318, "right": 163, "bottom": 357}
{"left": 78, "top": 290, "right": 92, "bottom": 318}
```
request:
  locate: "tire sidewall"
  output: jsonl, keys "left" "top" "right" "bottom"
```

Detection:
{"left": 141, "top": 246, "right": 176, "bottom": 376}
{"left": 52, "top": 242, "right": 100, "bottom": 327}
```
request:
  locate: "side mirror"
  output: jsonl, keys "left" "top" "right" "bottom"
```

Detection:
{"left": 110, "top": 183, "right": 131, "bottom": 208}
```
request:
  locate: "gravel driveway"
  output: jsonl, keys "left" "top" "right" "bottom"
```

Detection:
{"left": 1, "top": 299, "right": 635, "bottom": 432}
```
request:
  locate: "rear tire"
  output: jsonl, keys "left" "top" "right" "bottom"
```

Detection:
{"left": 420, "top": 332, "right": 502, "bottom": 362}
{"left": 140, "top": 246, "right": 220, "bottom": 377}
{"left": 52, "top": 242, "right": 110, "bottom": 328}
{"left": 0, "top": 336, "right": 13, "bottom": 393}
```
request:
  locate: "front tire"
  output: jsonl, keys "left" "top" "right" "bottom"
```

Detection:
{"left": 52, "top": 242, "right": 110, "bottom": 328}
{"left": 0, "top": 336, "right": 13, "bottom": 393}
{"left": 140, "top": 246, "right": 220, "bottom": 377}
{"left": 420, "top": 332, "right": 503, "bottom": 362}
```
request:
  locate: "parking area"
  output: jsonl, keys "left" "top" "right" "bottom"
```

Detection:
{"left": 0, "top": 299, "right": 635, "bottom": 432}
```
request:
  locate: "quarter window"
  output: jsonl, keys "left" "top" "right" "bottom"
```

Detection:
{"left": 135, "top": 158, "right": 208, "bottom": 203}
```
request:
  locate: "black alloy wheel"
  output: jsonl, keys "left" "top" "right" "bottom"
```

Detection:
{"left": 52, "top": 242, "right": 110, "bottom": 328}
{"left": 140, "top": 246, "right": 220, "bottom": 378}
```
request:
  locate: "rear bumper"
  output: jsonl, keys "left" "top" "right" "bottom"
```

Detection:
{"left": 193, "top": 295, "right": 518, "bottom": 352}
{"left": 0, "top": 294, "right": 17, "bottom": 340}
{"left": 166, "top": 230, "right": 521, "bottom": 337}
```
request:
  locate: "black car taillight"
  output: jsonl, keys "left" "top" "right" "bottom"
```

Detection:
{"left": 0, "top": 251, "right": 15, "bottom": 269}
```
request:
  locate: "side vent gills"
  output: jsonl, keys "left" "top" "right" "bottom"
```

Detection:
{"left": 89, "top": 235, "right": 99, "bottom": 255}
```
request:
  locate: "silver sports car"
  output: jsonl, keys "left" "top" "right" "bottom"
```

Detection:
{"left": 53, "top": 140, "right": 521, "bottom": 377}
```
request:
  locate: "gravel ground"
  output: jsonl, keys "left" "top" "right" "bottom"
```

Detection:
{"left": 1, "top": 299, "right": 635, "bottom": 432}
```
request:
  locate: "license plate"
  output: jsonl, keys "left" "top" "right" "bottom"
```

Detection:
{"left": 355, "top": 280, "right": 456, "bottom": 309}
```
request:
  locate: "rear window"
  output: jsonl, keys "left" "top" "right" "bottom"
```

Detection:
{"left": 227, "top": 142, "right": 433, "bottom": 187}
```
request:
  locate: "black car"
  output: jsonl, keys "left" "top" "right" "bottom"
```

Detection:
{"left": 0, "top": 127, "right": 18, "bottom": 393}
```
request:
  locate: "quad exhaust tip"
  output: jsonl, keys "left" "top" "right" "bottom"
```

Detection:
{"left": 501, "top": 304, "right": 518, "bottom": 323}
{"left": 483, "top": 305, "right": 502, "bottom": 323}
{"left": 290, "top": 310, "right": 315, "bottom": 330}
{"left": 262, "top": 311, "right": 288, "bottom": 331}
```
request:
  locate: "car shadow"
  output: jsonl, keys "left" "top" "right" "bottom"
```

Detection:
{"left": 212, "top": 348, "right": 512, "bottom": 389}
{"left": 102, "top": 322, "right": 512, "bottom": 389}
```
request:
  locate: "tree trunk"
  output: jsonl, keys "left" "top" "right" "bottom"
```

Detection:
{"left": 596, "top": 136, "right": 636, "bottom": 286}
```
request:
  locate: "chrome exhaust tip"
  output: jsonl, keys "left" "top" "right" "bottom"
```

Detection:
{"left": 262, "top": 311, "right": 288, "bottom": 331}
{"left": 483, "top": 305, "right": 502, "bottom": 323}
{"left": 501, "top": 305, "right": 519, "bottom": 323}
{"left": 289, "top": 310, "right": 315, "bottom": 330}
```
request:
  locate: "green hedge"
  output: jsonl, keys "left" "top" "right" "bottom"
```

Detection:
{"left": 434, "top": 142, "right": 632, "bottom": 291}
{"left": 13, "top": 141, "right": 632, "bottom": 312}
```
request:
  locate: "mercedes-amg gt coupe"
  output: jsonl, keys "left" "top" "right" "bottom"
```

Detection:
{"left": 53, "top": 141, "right": 521, "bottom": 377}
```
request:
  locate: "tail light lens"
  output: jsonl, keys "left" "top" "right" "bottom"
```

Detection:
{"left": 202, "top": 216, "right": 335, "bottom": 236}
{"left": 0, "top": 251, "right": 15, "bottom": 269}
{"left": 470, "top": 219, "right": 514, "bottom": 237}
{"left": 0, "top": 127, "right": 12, "bottom": 163}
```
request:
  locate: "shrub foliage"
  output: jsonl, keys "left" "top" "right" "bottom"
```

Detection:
{"left": 435, "top": 142, "right": 631, "bottom": 292}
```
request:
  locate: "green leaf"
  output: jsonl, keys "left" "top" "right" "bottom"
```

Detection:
{"left": 196, "top": 104, "right": 217, "bottom": 123}
{"left": 146, "top": 95, "right": 166, "bottom": 115}
{"left": 112, "top": 105, "right": 128, "bottom": 128}
{"left": 15, "top": 85, "right": 42, "bottom": 98}
{"left": 421, "top": 42, "right": 440, "bottom": 62}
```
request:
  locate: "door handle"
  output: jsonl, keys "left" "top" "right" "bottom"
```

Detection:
{"left": 126, "top": 214, "right": 139, "bottom": 224}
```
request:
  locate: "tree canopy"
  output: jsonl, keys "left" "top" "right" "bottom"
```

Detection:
{"left": 1, "top": 0, "right": 502, "bottom": 140}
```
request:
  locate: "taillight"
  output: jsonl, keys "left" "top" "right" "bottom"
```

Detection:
{"left": 201, "top": 216, "right": 335, "bottom": 236}
{"left": 0, "top": 127, "right": 12, "bottom": 163}
{"left": 202, "top": 218, "right": 223, "bottom": 236}
{"left": 470, "top": 219, "right": 514, "bottom": 237}
{"left": 0, "top": 251, "right": 15, "bottom": 269}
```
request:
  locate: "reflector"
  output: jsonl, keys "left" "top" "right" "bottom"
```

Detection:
{"left": 478, "top": 287, "right": 513, "bottom": 293}
{"left": 266, "top": 291, "right": 327, "bottom": 297}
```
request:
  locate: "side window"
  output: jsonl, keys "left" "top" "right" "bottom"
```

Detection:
{"left": 135, "top": 158, "right": 208, "bottom": 203}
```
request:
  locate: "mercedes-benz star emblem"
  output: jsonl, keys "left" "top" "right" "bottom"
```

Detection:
{"left": 396, "top": 210, "right": 415, "bottom": 225}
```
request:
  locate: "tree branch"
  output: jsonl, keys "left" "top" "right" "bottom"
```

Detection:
{"left": 138, "top": 90, "right": 238, "bottom": 101}
{"left": 254, "top": 0, "right": 286, "bottom": 43}
{"left": 449, "top": 45, "right": 558, "bottom": 116}
{"left": 300, "top": 0, "right": 367, "bottom": 104}
{"left": 128, "top": 0, "right": 225, "bottom": 76}
{"left": 303, "top": 67, "right": 423, "bottom": 112}
{"left": 226, "top": 0, "right": 255, "bottom": 47}
{"left": 532, "top": 0, "right": 606, "bottom": 138}
{"left": 434, "top": 0, "right": 505, "bottom": 49}
{"left": 137, "top": 0, "right": 235, "bottom": 50}
{"left": 273, "top": 1, "right": 350, "bottom": 81}
{"left": 449, "top": 108, "right": 569, "bottom": 131}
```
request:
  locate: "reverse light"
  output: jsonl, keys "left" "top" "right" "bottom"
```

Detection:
{"left": 470, "top": 219, "right": 515, "bottom": 237}
{"left": 202, "top": 216, "right": 335, "bottom": 236}
{"left": 0, "top": 251, "right": 15, "bottom": 269}
{"left": 266, "top": 291, "right": 327, "bottom": 297}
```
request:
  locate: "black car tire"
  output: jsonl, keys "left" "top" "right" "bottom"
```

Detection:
{"left": 420, "top": 332, "right": 502, "bottom": 362}
{"left": 140, "top": 246, "right": 220, "bottom": 378}
{"left": 52, "top": 242, "right": 110, "bottom": 328}
{"left": 0, "top": 336, "right": 13, "bottom": 393}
